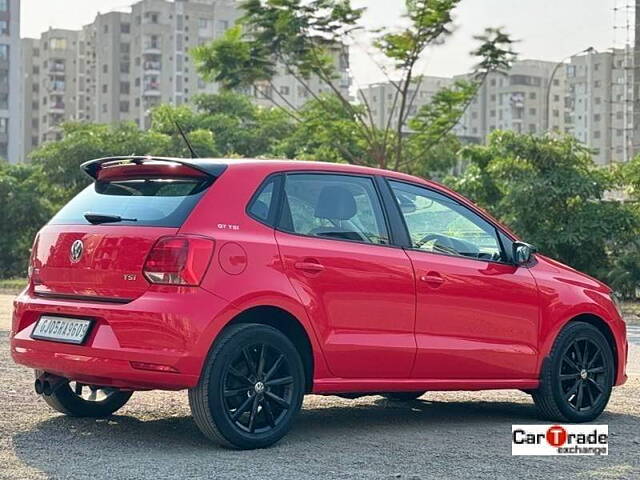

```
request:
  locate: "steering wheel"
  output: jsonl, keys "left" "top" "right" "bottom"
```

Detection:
{"left": 415, "top": 233, "right": 460, "bottom": 256}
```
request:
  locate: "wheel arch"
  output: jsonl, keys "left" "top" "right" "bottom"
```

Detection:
{"left": 540, "top": 312, "right": 618, "bottom": 381}
{"left": 226, "top": 305, "right": 315, "bottom": 393}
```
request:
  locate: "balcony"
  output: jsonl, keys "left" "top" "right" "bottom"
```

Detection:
{"left": 143, "top": 44, "right": 161, "bottom": 55}
{"left": 143, "top": 61, "right": 162, "bottom": 73}
{"left": 143, "top": 81, "right": 161, "bottom": 96}
{"left": 49, "top": 102, "right": 66, "bottom": 113}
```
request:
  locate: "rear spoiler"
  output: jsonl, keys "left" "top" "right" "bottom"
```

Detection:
{"left": 81, "top": 156, "right": 228, "bottom": 180}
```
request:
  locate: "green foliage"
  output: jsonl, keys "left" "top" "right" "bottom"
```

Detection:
{"left": 0, "top": 162, "right": 57, "bottom": 278}
{"left": 277, "top": 94, "right": 371, "bottom": 164}
{"left": 30, "top": 122, "right": 172, "bottom": 197}
{"left": 193, "top": 0, "right": 517, "bottom": 173}
{"left": 447, "top": 132, "right": 639, "bottom": 284}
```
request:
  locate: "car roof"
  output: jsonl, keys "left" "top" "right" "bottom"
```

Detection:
{"left": 207, "top": 157, "right": 430, "bottom": 183}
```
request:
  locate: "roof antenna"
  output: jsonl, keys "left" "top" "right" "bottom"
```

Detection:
{"left": 172, "top": 114, "right": 199, "bottom": 159}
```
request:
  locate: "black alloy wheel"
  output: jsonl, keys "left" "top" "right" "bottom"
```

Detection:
{"left": 558, "top": 338, "right": 608, "bottom": 413}
{"left": 222, "top": 343, "right": 295, "bottom": 434}
{"left": 533, "top": 322, "right": 614, "bottom": 422}
{"left": 189, "top": 323, "right": 305, "bottom": 449}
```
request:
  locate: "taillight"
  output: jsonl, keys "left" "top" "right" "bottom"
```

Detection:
{"left": 143, "top": 236, "right": 215, "bottom": 286}
{"left": 28, "top": 235, "right": 41, "bottom": 285}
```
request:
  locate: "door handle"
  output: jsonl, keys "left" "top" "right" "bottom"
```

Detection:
{"left": 420, "top": 272, "right": 444, "bottom": 286}
{"left": 294, "top": 261, "right": 325, "bottom": 273}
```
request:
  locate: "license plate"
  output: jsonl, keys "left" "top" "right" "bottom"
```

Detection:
{"left": 31, "top": 316, "right": 93, "bottom": 345}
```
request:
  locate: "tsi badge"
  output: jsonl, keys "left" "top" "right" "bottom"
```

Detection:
{"left": 512, "top": 425, "right": 608, "bottom": 456}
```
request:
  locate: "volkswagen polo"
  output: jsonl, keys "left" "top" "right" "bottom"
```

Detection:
{"left": 10, "top": 156, "right": 628, "bottom": 449}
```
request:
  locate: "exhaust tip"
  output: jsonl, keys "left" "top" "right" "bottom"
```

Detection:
{"left": 42, "top": 381, "right": 52, "bottom": 396}
{"left": 34, "top": 379, "right": 44, "bottom": 395}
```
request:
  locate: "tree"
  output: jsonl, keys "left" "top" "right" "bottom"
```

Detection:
{"left": 447, "top": 131, "right": 639, "bottom": 283}
{"left": 192, "top": 0, "right": 516, "bottom": 173}
{"left": 0, "top": 162, "right": 57, "bottom": 278}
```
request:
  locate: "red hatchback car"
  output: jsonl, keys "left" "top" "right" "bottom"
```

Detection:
{"left": 11, "top": 156, "right": 628, "bottom": 449}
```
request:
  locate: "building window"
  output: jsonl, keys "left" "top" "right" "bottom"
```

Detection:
{"left": 0, "top": 118, "right": 8, "bottom": 134}
{"left": 103, "top": 25, "right": 109, "bottom": 34}
{"left": 0, "top": 0, "right": 7, "bottom": 12}
{"left": 529, "top": 92, "right": 537, "bottom": 100}
{"left": 594, "top": 131, "right": 601, "bottom": 139}
{"left": 199, "top": 18, "right": 209, "bottom": 29}
{"left": 120, "top": 81, "right": 130, "bottom": 94}
{"left": 121, "top": 23, "right": 131, "bottom": 34}
{"left": 594, "top": 113, "right": 601, "bottom": 122}
{"left": 50, "top": 38, "right": 67, "bottom": 50}
{"left": 120, "top": 101, "right": 129, "bottom": 113}
{"left": 103, "top": 64, "right": 108, "bottom": 74}
{"left": 0, "top": 45, "right": 8, "bottom": 61}
{"left": 595, "top": 97, "right": 601, "bottom": 105}
{"left": 0, "top": 93, "right": 7, "bottom": 109}
{"left": 146, "top": 12, "right": 160, "bottom": 24}
{"left": 529, "top": 124, "right": 536, "bottom": 133}
{"left": 0, "top": 21, "right": 8, "bottom": 35}
{"left": 102, "top": 84, "right": 108, "bottom": 94}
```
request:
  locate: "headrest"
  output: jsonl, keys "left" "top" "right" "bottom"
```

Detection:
{"left": 314, "top": 185, "right": 357, "bottom": 220}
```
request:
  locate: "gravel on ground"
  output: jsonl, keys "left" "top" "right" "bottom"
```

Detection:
{"left": 1, "top": 294, "right": 639, "bottom": 480}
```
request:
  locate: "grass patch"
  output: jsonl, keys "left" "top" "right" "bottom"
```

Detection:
{"left": 0, "top": 278, "right": 27, "bottom": 294}
{"left": 621, "top": 301, "right": 640, "bottom": 326}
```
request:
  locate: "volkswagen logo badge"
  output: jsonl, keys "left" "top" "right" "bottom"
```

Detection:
{"left": 70, "top": 239, "right": 84, "bottom": 263}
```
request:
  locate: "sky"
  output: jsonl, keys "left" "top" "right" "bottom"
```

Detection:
{"left": 22, "top": 0, "right": 619, "bottom": 86}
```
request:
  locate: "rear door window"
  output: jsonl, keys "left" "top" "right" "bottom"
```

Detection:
{"left": 50, "top": 177, "right": 212, "bottom": 227}
{"left": 279, "top": 173, "right": 390, "bottom": 245}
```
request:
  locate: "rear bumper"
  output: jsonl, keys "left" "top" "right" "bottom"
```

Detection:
{"left": 10, "top": 287, "right": 238, "bottom": 390}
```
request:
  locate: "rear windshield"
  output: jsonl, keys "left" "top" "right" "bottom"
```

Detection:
{"left": 50, "top": 177, "right": 212, "bottom": 227}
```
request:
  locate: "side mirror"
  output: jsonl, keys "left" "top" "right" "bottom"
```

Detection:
{"left": 513, "top": 242, "right": 537, "bottom": 266}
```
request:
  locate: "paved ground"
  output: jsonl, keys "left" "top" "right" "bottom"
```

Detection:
{"left": 1, "top": 294, "right": 639, "bottom": 480}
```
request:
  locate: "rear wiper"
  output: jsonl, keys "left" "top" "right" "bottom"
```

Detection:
{"left": 84, "top": 213, "right": 138, "bottom": 225}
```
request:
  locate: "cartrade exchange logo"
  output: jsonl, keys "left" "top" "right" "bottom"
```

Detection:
{"left": 512, "top": 425, "right": 608, "bottom": 456}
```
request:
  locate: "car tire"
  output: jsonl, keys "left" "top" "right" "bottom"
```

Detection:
{"left": 532, "top": 322, "right": 615, "bottom": 423}
{"left": 189, "top": 323, "right": 305, "bottom": 450}
{"left": 41, "top": 377, "right": 133, "bottom": 418}
{"left": 382, "top": 391, "right": 426, "bottom": 401}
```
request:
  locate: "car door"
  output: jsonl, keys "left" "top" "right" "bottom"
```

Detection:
{"left": 387, "top": 179, "right": 540, "bottom": 381}
{"left": 275, "top": 172, "right": 416, "bottom": 379}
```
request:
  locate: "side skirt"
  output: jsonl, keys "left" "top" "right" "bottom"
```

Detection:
{"left": 312, "top": 378, "right": 540, "bottom": 395}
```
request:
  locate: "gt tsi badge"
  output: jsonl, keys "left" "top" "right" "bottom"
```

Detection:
{"left": 69, "top": 240, "right": 84, "bottom": 263}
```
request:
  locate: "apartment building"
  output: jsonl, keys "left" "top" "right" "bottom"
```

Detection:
{"left": 1, "top": 0, "right": 20, "bottom": 162}
{"left": 29, "top": 29, "right": 83, "bottom": 145}
{"left": 22, "top": 0, "right": 353, "bottom": 160}
{"left": 568, "top": 49, "right": 630, "bottom": 165}
{"left": 22, "top": 0, "right": 241, "bottom": 157}
{"left": 251, "top": 43, "right": 352, "bottom": 111}
{"left": 454, "top": 60, "right": 569, "bottom": 144}
{"left": 21, "top": 37, "right": 40, "bottom": 158}
{"left": 358, "top": 76, "right": 453, "bottom": 130}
